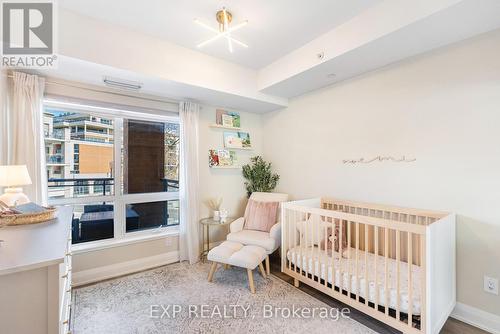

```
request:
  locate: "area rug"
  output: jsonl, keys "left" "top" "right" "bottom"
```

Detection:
{"left": 72, "top": 261, "right": 376, "bottom": 334}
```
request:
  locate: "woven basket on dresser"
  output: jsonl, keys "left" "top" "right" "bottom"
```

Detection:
{"left": 0, "top": 207, "right": 57, "bottom": 227}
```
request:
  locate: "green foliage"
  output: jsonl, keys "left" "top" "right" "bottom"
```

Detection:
{"left": 242, "top": 156, "right": 280, "bottom": 198}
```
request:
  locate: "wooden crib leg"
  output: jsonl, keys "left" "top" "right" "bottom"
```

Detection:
{"left": 294, "top": 278, "right": 300, "bottom": 288}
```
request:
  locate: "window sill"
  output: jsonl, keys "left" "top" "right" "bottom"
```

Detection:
{"left": 71, "top": 228, "right": 179, "bottom": 255}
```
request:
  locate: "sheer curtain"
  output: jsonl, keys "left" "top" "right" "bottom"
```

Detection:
{"left": 1, "top": 71, "right": 47, "bottom": 205}
{"left": 0, "top": 70, "right": 8, "bottom": 168}
{"left": 179, "top": 101, "right": 200, "bottom": 264}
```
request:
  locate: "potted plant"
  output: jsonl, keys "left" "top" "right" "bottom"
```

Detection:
{"left": 242, "top": 156, "right": 280, "bottom": 198}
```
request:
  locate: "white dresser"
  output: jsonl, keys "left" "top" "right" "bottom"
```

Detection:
{"left": 0, "top": 206, "right": 73, "bottom": 334}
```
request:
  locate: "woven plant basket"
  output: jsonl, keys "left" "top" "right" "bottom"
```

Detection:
{"left": 0, "top": 207, "right": 57, "bottom": 227}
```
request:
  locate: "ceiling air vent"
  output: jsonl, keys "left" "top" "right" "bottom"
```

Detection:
{"left": 103, "top": 76, "right": 142, "bottom": 91}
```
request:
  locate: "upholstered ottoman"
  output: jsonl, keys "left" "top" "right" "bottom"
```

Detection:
{"left": 207, "top": 241, "right": 267, "bottom": 293}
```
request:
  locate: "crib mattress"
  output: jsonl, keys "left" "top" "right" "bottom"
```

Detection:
{"left": 286, "top": 246, "right": 422, "bottom": 315}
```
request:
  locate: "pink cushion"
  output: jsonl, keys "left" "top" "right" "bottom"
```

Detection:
{"left": 243, "top": 199, "right": 279, "bottom": 232}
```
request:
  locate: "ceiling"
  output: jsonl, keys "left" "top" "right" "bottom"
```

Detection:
{"left": 37, "top": 56, "right": 287, "bottom": 113}
{"left": 41, "top": 0, "right": 500, "bottom": 112}
{"left": 59, "top": 0, "right": 381, "bottom": 69}
{"left": 259, "top": 0, "right": 500, "bottom": 98}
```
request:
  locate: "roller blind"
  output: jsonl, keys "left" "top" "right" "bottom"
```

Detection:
{"left": 44, "top": 78, "right": 179, "bottom": 117}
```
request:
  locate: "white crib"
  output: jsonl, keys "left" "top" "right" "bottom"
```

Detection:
{"left": 281, "top": 197, "right": 455, "bottom": 334}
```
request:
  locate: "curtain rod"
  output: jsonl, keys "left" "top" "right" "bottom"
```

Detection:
{"left": 6, "top": 73, "right": 179, "bottom": 105}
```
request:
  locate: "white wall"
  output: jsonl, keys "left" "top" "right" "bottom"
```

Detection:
{"left": 198, "top": 105, "right": 263, "bottom": 242}
{"left": 262, "top": 29, "right": 500, "bottom": 316}
{"left": 73, "top": 237, "right": 179, "bottom": 273}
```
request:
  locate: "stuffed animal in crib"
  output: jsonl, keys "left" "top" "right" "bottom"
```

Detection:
{"left": 320, "top": 220, "right": 349, "bottom": 258}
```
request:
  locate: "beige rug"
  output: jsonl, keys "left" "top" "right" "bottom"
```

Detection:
{"left": 72, "top": 261, "right": 376, "bottom": 334}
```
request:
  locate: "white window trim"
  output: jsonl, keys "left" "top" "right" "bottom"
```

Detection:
{"left": 71, "top": 228, "right": 179, "bottom": 254}
{"left": 44, "top": 98, "right": 181, "bottom": 251}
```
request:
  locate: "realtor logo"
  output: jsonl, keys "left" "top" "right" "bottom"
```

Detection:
{"left": 1, "top": 1, "right": 57, "bottom": 68}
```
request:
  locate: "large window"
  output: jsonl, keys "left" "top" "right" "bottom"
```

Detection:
{"left": 44, "top": 102, "right": 180, "bottom": 246}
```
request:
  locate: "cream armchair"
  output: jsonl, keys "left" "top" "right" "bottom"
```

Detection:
{"left": 227, "top": 192, "right": 289, "bottom": 275}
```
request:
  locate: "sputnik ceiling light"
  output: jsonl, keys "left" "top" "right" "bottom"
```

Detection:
{"left": 194, "top": 7, "right": 248, "bottom": 53}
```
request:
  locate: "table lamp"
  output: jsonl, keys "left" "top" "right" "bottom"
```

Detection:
{"left": 0, "top": 165, "right": 32, "bottom": 207}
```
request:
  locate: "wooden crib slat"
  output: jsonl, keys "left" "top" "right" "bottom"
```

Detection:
{"left": 281, "top": 209, "right": 292, "bottom": 269}
{"left": 336, "top": 218, "right": 341, "bottom": 291}
{"left": 316, "top": 217, "right": 323, "bottom": 283}
{"left": 375, "top": 226, "right": 379, "bottom": 310}
{"left": 296, "top": 210, "right": 300, "bottom": 275}
{"left": 385, "top": 227, "right": 389, "bottom": 316}
{"left": 292, "top": 210, "right": 295, "bottom": 266}
{"left": 315, "top": 214, "right": 320, "bottom": 282}
{"left": 317, "top": 216, "right": 320, "bottom": 282}
{"left": 284, "top": 208, "right": 288, "bottom": 271}
{"left": 364, "top": 223, "right": 369, "bottom": 306}
{"left": 313, "top": 214, "right": 317, "bottom": 281}
{"left": 305, "top": 214, "right": 314, "bottom": 280}
{"left": 293, "top": 208, "right": 296, "bottom": 270}
{"left": 299, "top": 210, "right": 304, "bottom": 278}
{"left": 356, "top": 222, "right": 360, "bottom": 302}
{"left": 408, "top": 232, "right": 413, "bottom": 329}
{"left": 293, "top": 209, "right": 297, "bottom": 273}
{"left": 348, "top": 220, "right": 352, "bottom": 294}
{"left": 311, "top": 214, "right": 315, "bottom": 281}
{"left": 309, "top": 214, "right": 313, "bottom": 280}
{"left": 292, "top": 209, "right": 295, "bottom": 273}
{"left": 305, "top": 212, "right": 309, "bottom": 278}
{"left": 396, "top": 230, "right": 401, "bottom": 321}
{"left": 285, "top": 208, "right": 289, "bottom": 272}
{"left": 324, "top": 216, "right": 328, "bottom": 288}
{"left": 306, "top": 212, "right": 309, "bottom": 276}
{"left": 291, "top": 209, "right": 295, "bottom": 273}
{"left": 287, "top": 208, "right": 291, "bottom": 271}
{"left": 421, "top": 234, "right": 427, "bottom": 333}
{"left": 292, "top": 209, "right": 296, "bottom": 274}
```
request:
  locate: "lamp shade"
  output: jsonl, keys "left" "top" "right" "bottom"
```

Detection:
{"left": 0, "top": 165, "right": 32, "bottom": 187}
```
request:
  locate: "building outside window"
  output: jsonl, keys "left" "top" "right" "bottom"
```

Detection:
{"left": 74, "top": 181, "right": 90, "bottom": 195}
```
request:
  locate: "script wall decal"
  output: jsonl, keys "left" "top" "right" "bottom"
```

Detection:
{"left": 343, "top": 156, "right": 416, "bottom": 165}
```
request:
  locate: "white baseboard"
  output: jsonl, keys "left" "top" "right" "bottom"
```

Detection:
{"left": 451, "top": 302, "right": 500, "bottom": 334}
{"left": 433, "top": 300, "right": 456, "bottom": 334}
{"left": 73, "top": 251, "right": 179, "bottom": 286}
{"left": 73, "top": 240, "right": 222, "bottom": 287}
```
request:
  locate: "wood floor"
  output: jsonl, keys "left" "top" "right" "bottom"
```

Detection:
{"left": 268, "top": 256, "right": 489, "bottom": 334}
